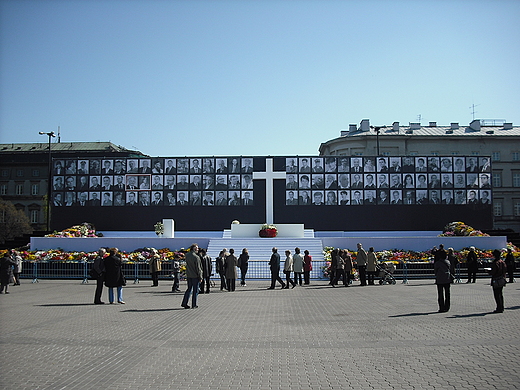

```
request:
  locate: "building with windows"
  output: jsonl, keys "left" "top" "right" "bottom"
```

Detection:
{"left": 0, "top": 142, "right": 147, "bottom": 231}
{"left": 319, "top": 119, "right": 520, "bottom": 231}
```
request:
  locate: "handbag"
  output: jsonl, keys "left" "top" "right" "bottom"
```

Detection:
{"left": 492, "top": 277, "right": 506, "bottom": 288}
{"left": 89, "top": 268, "right": 100, "bottom": 279}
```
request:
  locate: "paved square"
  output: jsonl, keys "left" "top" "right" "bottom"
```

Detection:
{"left": 0, "top": 278, "right": 518, "bottom": 389}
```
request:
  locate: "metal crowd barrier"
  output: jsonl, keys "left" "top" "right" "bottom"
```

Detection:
{"left": 19, "top": 260, "right": 517, "bottom": 283}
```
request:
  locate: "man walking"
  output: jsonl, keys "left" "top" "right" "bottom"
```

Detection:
{"left": 268, "top": 247, "right": 286, "bottom": 289}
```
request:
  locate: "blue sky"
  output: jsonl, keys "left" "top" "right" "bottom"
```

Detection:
{"left": 1, "top": 0, "right": 519, "bottom": 157}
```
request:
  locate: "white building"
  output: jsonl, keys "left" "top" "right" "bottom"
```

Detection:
{"left": 319, "top": 119, "right": 520, "bottom": 231}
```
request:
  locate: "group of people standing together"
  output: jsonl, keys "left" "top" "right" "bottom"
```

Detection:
{"left": 0, "top": 249, "right": 23, "bottom": 294}
{"left": 433, "top": 244, "right": 512, "bottom": 314}
{"left": 268, "top": 247, "right": 313, "bottom": 289}
{"left": 327, "top": 243, "right": 378, "bottom": 287}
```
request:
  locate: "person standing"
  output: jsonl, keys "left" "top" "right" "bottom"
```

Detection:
{"left": 171, "top": 255, "right": 181, "bottom": 292}
{"left": 303, "top": 250, "right": 312, "bottom": 285}
{"left": 466, "top": 246, "right": 478, "bottom": 283}
{"left": 488, "top": 249, "right": 507, "bottom": 313}
{"left": 0, "top": 251, "right": 16, "bottom": 294}
{"left": 199, "top": 248, "right": 212, "bottom": 294}
{"left": 268, "top": 247, "right": 286, "bottom": 289}
{"left": 356, "top": 243, "right": 368, "bottom": 286}
{"left": 149, "top": 248, "right": 162, "bottom": 287}
{"left": 504, "top": 248, "right": 516, "bottom": 283}
{"left": 434, "top": 246, "right": 452, "bottom": 313}
{"left": 216, "top": 249, "right": 228, "bottom": 291}
{"left": 93, "top": 248, "right": 106, "bottom": 304}
{"left": 238, "top": 248, "right": 249, "bottom": 287}
{"left": 342, "top": 250, "right": 354, "bottom": 286}
{"left": 224, "top": 248, "right": 238, "bottom": 292}
{"left": 366, "top": 247, "right": 378, "bottom": 285}
{"left": 181, "top": 244, "right": 203, "bottom": 309}
{"left": 104, "top": 248, "right": 125, "bottom": 304}
{"left": 283, "top": 250, "right": 296, "bottom": 289}
{"left": 11, "top": 250, "right": 22, "bottom": 286}
{"left": 331, "top": 249, "right": 347, "bottom": 287}
{"left": 447, "top": 248, "right": 458, "bottom": 283}
{"left": 292, "top": 247, "right": 304, "bottom": 286}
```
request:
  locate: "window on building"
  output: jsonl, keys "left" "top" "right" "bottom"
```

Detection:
{"left": 512, "top": 152, "right": 520, "bottom": 161}
{"left": 492, "top": 152, "right": 501, "bottom": 161}
{"left": 15, "top": 184, "right": 24, "bottom": 195}
{"left": 31, "top": 183, "right": 39, "bottom": 195}
{"left": 493, "top": 201, "right": 502, "bottom": 217}
{"left": 513, "top": 172, "right": 520, "bottom": 188}
{"left": 492, "top": 172, "right": 502, "bottom": 188}
{"left": 1, "top": 170, "right": 8, "bottom": 177}
{"left": 30, "top": 210, "right": 39, "bottom": 224}
{"left": 0, "top": 183, "right": 7, "bottom": 195}
{"left": 471, "top": 151, "right": 480, "bottom": 156}
{"left": 16, "top": 169, "right": 24, "bottom": 177}
{"left": 514, "top": 201, "right": 520, "bottom": 217}
{"left": 32, "top": 169, "right": 40, "bottom": 177}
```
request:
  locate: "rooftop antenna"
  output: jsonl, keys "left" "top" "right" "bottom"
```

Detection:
{"left": 57, "top": 126, "right": 61, "bottom": 143}
{"left": 469, "top": 103, "right": 480, "bottom": 120}
{"left": 417, "top": 114, "right": 422, "bottom": 122}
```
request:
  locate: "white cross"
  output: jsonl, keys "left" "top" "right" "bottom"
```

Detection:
{"left": 253, "top": 158, "right": 286, "bottom": 225}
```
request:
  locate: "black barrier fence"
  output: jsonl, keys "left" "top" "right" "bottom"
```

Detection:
{"left": 18, "top": 260, "right": 518, "bottom": 283}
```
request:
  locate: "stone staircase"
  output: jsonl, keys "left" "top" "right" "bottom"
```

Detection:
{"left": 207, "top": 234, "right": 324, "bottom": 262}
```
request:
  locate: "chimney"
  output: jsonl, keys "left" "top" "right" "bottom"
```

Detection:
{"left": 450, "top": 123, "right": 459, "bottom": 130}
{"left": 429, "top": 122, "right": 437, "bottom": 127}
{"left": 392, "top": 121, "right": 399, "bottom": 131}
{"left": 340, "top": 130, "right": 348, "bottom": 136}
{"left": 349, "top": 124, "right": 357, "bottom": 132}
{"left": 469, "top": 119, "right": 481, "bottom": 131}
{"left": 503, "top": 122, "right": 513, "bottom": 130}
{"left": 359, "top": 119, "right": 370, "bottom": 132}
{"left": 409, "top": 122, "right": 421, "bottom": 130}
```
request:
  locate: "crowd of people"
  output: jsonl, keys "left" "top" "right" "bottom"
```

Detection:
{"left": 0, "top": 243, "right": 515, "bottom": 314}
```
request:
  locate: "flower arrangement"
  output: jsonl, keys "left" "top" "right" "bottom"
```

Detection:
{"left": 154, "top": 221, "right": 164, "bottom": 236}
{"left": 45, "top": 222, "right": 101, "bottom": 238}
{"left": 439, "top": 221, "right": 490, "bottom": 237}
{"left": 259, "top": 223, "right": 278, "bottom": 238}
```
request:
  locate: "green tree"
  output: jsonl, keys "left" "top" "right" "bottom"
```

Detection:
{"left": 0, "top": 198, "right": 33, "bottom": 244}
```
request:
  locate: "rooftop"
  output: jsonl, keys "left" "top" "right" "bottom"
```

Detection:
{"left": 0, "top": 141, "right": 146, "bottom": 155}
{"left": 338, "top": 119, "right": 520, "bottom": 138}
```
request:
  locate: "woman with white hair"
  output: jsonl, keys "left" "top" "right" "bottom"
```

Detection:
{"left": 149, "top": 248, "right": 162, "bottom": 287}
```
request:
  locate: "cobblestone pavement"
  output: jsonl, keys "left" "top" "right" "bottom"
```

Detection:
{"left": 0, "top": 278, "right": 519, "bottom": 390}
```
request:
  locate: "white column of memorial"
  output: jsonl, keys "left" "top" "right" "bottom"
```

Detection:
{"left": 253, "top": 158, "right": 286, "bottom": 225}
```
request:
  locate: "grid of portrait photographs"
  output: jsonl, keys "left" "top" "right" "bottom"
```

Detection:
{"left": 284, "top": 156, "right": 492, "bottom": 206}
{"left": 51, "top": 157, "right": 255, "bottom": 207}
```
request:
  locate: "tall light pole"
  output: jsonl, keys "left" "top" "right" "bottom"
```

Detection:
{"left": 39, "top": 131, "right": 56, "bottom": 231}
{"left": 371, "top": 126, "right": 386, "bottom": 156}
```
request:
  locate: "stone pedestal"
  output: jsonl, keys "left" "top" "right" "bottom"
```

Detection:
{"left": 163, "top": 219, "right": 175, "bottom": 238}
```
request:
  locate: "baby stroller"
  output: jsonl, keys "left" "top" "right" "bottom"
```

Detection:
{"left": 377, "top": 262, "right": 396, "bottom": 285}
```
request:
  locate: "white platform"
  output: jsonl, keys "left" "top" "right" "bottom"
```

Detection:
{"left": 29, "top": 230, "right": 507, "bottom": 254}
{"left": 231, "top": 223, "right": 304, "bottom": 238}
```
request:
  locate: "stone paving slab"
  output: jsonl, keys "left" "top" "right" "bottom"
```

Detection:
{"left": 0, "top": 278, "right": 519, "bottom": 390}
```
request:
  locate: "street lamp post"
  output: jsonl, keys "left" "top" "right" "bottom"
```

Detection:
{"left": 39, "top": 131, "right": 56, "bottom": 231}
{"left": 371, "top": 126, "right": 386, "bottom": 156}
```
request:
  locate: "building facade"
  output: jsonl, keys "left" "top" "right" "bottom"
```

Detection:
{"left": 319, "top": 119, "right": 520, "bottom": 231}
{"left": 0, "top": 142, "right": 147, "bottom": 231}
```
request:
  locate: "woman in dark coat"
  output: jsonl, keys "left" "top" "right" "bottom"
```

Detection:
{"left": 104, "top": 247, "right": 125, "bottom": 304}
{"left": 224, "top": 248, "right": 238, "bottom": 292}
{"left": 238, "top": 248, "right": 249, "bottom": 287}
{"left": 488, "top": 249, "right": 507, "bottom": 313}
{"left": 0, "top": 251, "right": 16, "bottom": 294}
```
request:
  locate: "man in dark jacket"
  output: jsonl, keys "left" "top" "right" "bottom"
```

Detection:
{"left": 181, "top": 244, "right": 203, "bottom": 309}
{"left": 434, "top": 245, "right": 451, "bottom": 312}
{"left": 268, "top": 247, "right": 286, "bottom": 289}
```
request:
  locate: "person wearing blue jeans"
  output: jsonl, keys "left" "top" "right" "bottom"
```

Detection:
{"left": 181, "top": 244, "right": 203, "bottom": 309}
{"left": 104, "top": 247, "right": 126, "bottom": 304}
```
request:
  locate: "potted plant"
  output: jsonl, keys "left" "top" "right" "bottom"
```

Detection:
{"left": 154, "top": 221, "right": 164, "bottom": 237}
